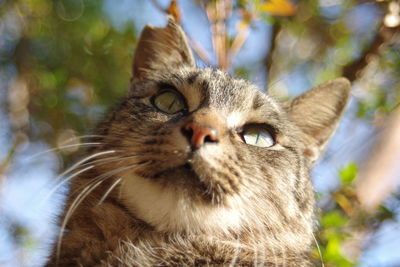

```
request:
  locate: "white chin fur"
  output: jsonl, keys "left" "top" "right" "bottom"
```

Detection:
{"left": 120, "top": 174, "right": 242, "bottom": 235}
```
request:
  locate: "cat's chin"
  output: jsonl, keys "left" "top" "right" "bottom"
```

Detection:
{"left": 119, "top": 170, "right": 244, "bottom": 234}
{"left": 151, "top": 162, "right": 223, "bottom": 202}
{"left": 152, "top": 162, "right": 205, "bottom": 190}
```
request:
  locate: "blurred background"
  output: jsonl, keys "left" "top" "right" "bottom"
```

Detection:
{"left": 0, "top": 0, "right": 399, "bottom": 266}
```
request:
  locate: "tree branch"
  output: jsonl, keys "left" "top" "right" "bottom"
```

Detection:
{"left": 264, "top": 21, "right": 281, "bottom": 82}
{"left": 342, "top": 24, "right": 400, "bottom": 81}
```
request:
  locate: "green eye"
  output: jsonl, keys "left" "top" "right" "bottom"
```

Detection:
{"left": 242, "top": 126, "right": 275, "bottom": 147}
{"left": 153, "top": 91, "right": 186, "bottom": 114}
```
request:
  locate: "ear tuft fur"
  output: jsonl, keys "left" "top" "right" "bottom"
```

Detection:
{"left": 132, "top": 18, "right": 195, "bottom": 80}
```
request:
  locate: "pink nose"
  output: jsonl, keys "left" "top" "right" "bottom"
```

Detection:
{"left": 183, "top": 122, "right": 219, "bottom": 149}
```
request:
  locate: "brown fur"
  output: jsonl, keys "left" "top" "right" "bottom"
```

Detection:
{"left": 47, "top": 19, "right": 350, "bottom": 266}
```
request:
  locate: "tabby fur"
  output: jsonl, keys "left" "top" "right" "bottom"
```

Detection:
{"left": 47, "top": 19, "right": 350, "bottom": 266}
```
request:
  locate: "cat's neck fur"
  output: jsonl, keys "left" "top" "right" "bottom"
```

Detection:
{"left": 52, "top": 174, "right": 313, "bottom": 266}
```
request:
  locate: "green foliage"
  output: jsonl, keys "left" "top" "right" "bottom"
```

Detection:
{"left": 9, "top": 0, "right": 137, "bottom": 142}
{"left": 375, "top": 205, "right": 395, "bottom": 222}
{"left": 315, "top": 163, "right": 359, "bottom": 266}
{"left": 322, "top": 210, "right": 348, "bottom": 228}
{"left": 234, "top": 67, "right": 251, "bottom": 79}
{"left": 318, "top": 209, "right": 354, "bottom": 266}
{"left": 316, "top": 162, "right": 396, "bottom": 266}
{"left": 339, "top": 163, "right": 357, "bottom": 186}
{"left": 12, "top": 223, "right": 37, "bottom": 249}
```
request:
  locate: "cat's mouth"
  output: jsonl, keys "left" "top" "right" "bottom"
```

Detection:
{"left": 144, "top": 158, "right": 215, "bottom": 201}
{"left": 183, "top": 162, "right": 193, "bottom": 171}
{"left": 153, "top": 161, "right": 205, "bottom": 188}
{"left": 149, "top": 157, "right": 237, "bottom": 204}
{"left": 131, "top": 143, "right": 240, "bottom": 204}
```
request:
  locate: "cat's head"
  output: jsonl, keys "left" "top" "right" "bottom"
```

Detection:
{"left": 94, "top": 19, "right": 350, "bottom": 251}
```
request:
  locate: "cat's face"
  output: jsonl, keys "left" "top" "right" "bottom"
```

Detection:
{"left": 91, "top": 20, "right": 350, "bottom": 252}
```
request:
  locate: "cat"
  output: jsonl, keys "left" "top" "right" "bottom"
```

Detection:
{"left": 47, "top": 18, "right": 350, "bottom": 266}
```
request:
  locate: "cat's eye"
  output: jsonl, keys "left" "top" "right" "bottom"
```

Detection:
{"left": 242, "top": 126, "right": 275, "bottom": 148}
{"left": 153, "top": 90, "right": 186, "bottom": 114}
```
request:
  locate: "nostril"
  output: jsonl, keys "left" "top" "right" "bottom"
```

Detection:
{"left": 204, "top": 135, "right": 217, "bottom": 143}
{"left": 182, "top": 122, "right": 219, "bottom": 149}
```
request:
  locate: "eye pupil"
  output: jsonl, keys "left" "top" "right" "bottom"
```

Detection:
{"left": 168, "top": 98, "right": 176, "bottom": 112}
{"left": 153, "top": 90, "right": 186, "bottom": 114}
{"left": 242, "top": 126, "right": 275, "bottom": 148}
{"left": 255, "top": 133, "right": 260, "bottom": 144}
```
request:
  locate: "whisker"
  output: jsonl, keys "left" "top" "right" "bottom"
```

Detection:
{"left": 41, "top": 150, "right": 115, "bottom": 204}
{"left": 56, "top": 162, "right": 148, "bottom": 263}
{"left": 56, "top": 163, "right": 144, "bottom": 261}
{"left": 28, "top": 142, "right": 102, "bottom": 160}
{"left": 72, "top": 163, "right": 146, "bottom": 195}
{"left": 97, "top": 177, "right": 122, "bottom": 205}
{"left": 58, "top": 134, "right": 106, "bottom": 146}
{"left": 56, "top": 178, "right": 106, "bottom": 264}
{"left": 59, "top": 150, "right": 116, "bottom": 178}
{"left": 312, "top": 232, "right": 325, "bottom": 267}
{"left": 78, "top": 152, "right": 151, "bottom": 168}
{"left": 40, "top": 165, "right": 94, "bottom": 205}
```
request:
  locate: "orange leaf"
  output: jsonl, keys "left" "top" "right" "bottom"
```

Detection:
{"left": 167, "top": 0, "right": 182, "bottom": 23}
{"left": 259, "top": 0, "right": 296, "bottom": 17}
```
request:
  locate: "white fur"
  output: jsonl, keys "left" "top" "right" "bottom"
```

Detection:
{"left": 120, "top": 174, "right": 242, "bottom": 235}
{"left": 226, "top": 112, "right": 243, "bottom": 128}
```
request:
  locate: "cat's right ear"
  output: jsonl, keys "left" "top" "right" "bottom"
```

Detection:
{"left": 132, "top": 18, "right": 195, "bottom": 80}
{"left": 284, "top": 78, "right": 351, "bottom": 163}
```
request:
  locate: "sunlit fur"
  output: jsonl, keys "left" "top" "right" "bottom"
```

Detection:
{"left": 47, "top": 20, "right": 350, "bottom": 266}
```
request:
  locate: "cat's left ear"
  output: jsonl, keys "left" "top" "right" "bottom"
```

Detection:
{"left": 284, "top": 78, "right": 351, "bottom": 162}
{"left": 132, "top": 17, "right": 195, "bottom": 80}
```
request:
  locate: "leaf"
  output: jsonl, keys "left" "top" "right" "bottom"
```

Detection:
{"left": 376, "top": 205, "right": 395, "bottom": 221}
{"left": 325, "top": 236, "right": 353, "bottom": 267}
{"left": 322, "top": 210, "right": 347, "bottom": 228}
{"left": 167, "top": 0, "right": 182, "bottom": 24}
{"left": 334, "top": 193, "right": 355, "bottom": 215}
{"left": 258, "top": 0, "right": 296, "bottom": 17}
{"left": 339, "top": 163, "right": 358, "bottom": 185}
{"left": 234, "top": 67, "right": 250, "bottom": 79}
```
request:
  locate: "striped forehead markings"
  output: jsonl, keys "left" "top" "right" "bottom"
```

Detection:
{"left": 186, "top": 71, "right": 200, "bottom": 84}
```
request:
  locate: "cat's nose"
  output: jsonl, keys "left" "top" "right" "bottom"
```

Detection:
{"left": 182, "top": 122, "right": 219, "bottom": 149}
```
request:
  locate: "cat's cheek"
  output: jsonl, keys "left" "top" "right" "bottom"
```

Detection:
{"left": 168, "top": 127, "right": 192, "bottom": 152}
